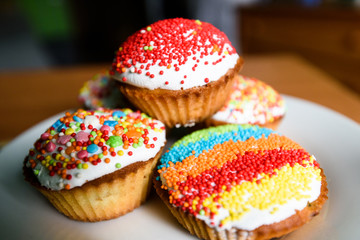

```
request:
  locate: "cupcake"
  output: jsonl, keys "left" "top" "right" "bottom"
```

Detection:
{"left": 206, "top": 75, "right": 286, "bottom": 130}
{"left": 78, "top": 71, "right": 126, "bottom": 109}
{"left": 23, "top": 108, "right": 166, "bottom": 222}
{"left": 154, "top": 125, "right": 328, "bottom": 240}
{"left": 110, "top": 18, "right": 243, "bottom": 128}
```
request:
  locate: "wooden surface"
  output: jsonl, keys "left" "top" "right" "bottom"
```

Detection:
{"left": 0, "top": 54, "right": 359, "bottom": 144}
{"left": 239, "top": 6, "right": 360, "bottom": 93}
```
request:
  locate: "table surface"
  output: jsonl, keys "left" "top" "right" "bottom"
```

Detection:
{"left": 0, "top": 54, "right": 359, "bottom": 144}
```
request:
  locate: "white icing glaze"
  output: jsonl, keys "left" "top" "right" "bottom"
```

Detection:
{"left": 111, "top": 18, "right": 240, "bottom": 91}
{"left": 211, "top": 75, "right": 286, "bottom": 125}
{"left": 161, "top": 165, "right": 321, "bottom": 231}
{"left": 112, "top": 48, "right": 239, "bottom": 90}
{"left": 78, "top": 72, "right": 124, "bottom": 109}
{"left": 27, "top": 109, "right": 166, "bottom": 190}
{"left": 195, "top": 169, "right": 321, "bottom": 231}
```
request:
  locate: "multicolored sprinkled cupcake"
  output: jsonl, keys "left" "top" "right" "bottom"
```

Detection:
{"left": 78, "top": 71, "right": 126, "bottom": 109}
{"left": 110, "top": 18, "right": 243, "bottom": 128}
{"left": 154, "top": 125, "right": 327, "bottom": 240}
{"left": 206, "top": 75, "right": 286, "bottom": 130}
{"left": 23, "top": 108, "right": 166, "bottom": 222}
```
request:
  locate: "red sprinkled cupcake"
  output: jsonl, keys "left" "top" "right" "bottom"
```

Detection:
{"left": 110, "top": 18, "right": 243, "bottom": 128}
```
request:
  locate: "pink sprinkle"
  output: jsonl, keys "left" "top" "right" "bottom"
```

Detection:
{"left": 45, "top": 142, "right": 56, "bottom": 152}
{"left": 41, "top": 132, "right": 50, "bottom": 140}
{"left": 77, "top": 150, "right": 88, "bottom": 159}
{"left": 100, "top": 125, "right": 111, "bottom": 133}
{"left": 75, "top": 131, "right": 90, "bottom": 143}
{"left": 57, "top": 135, "right": 72, "bottom": 145}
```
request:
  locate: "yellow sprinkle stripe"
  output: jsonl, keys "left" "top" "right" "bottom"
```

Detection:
{"left": 201, "top": 163, "right": 321, "bottom": 226}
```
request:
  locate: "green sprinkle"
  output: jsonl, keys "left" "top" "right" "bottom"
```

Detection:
{"left": 106, "top": 136, "right": 123, "bottom": 148}
{"left": 146, "top": 26, "right": 151, "bottom": 31}
{"left": 199, "top": 209, "right": 205, "bottom": 216}
{"left": 75, "top": 127, "right": 80, "bottom": 132}
{"left": 144, "top": 46, "right": 149, "bottom": 50}
{"left": 98, "top": 153, "right": 104, "bottom": 159}
{"left": 70, "top": 138, "right": 75, "bottom": 142}
{"left": 115, "top": 163, "right": 121, "bottom": 168}
{"left": 50, "top": 130, "right": 56, "bottom": 135}
{"left": 149, "top": 46, "right": 153, "bottom": 50}
{"left": 69, "top": 122, "right": 75, "bottom": 127}
{"left": 91, "top": 131, "right": 96, "bottom": 136}
{"left": 34, "top": 169, "right": 39, "bottom": 176}
{"left": 77, "top": 163, "right": 82, "bottom": 169}
{"left": 133, "top": 143, "right": 138, "bottom": 148}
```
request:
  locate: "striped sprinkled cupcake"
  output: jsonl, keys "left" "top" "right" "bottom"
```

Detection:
{"left": 154, "top": 124, "right": 327, "bottom": 240}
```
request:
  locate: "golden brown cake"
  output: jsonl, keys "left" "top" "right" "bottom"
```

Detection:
{"left": 23, "top": 108, "right": 166, "bottom": 222}
{"left": 206, "top": 75, "right": 286, "bottom": 130}
{"left": 154, "top": 124, "right": 328, "bottom": 240}
{"left": 110, "top": 18, "right": 243, "bottom": 128}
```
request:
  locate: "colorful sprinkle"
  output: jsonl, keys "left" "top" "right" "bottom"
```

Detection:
{"left": 211, "top": 75, "right": 286, "bottom": 125}
{"left": 25, "top": 108, "right": 166, "bottom": 190}
{"left": 158, "top": 124, "right": 322, "bottom": 230}
{"left": 110, "top": 18, "right": 237, "bottom": 87}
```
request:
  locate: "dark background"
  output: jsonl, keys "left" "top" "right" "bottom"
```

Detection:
{"left": 1, "top": 0, "right": 359, "bottom": 93}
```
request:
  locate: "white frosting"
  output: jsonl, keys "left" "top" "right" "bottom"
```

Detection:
{"left": 78, "top": 72, "right": 124, "bottom": 109}
{"left": 113, "top": 47, "right": 239, "bottom": 90}
{"left": 160, "top": 158, "right": 322, "bottom": 231}
{"left": 212, "top": 105, "right": 286, "bottom": 125}
{"left": 211, "top": 76, "right": 286, "bottom": 125}
{"left": 195, "top": 170, "right": 321, "bottom": 231}
{"left": 27, "top": 109, "right": 166, "bottom": 190}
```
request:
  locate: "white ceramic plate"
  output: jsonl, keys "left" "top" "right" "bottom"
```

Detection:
{"left": 1, "top": 95, "right": 359, "bottom": 240}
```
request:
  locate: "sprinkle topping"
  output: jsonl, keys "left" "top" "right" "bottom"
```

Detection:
{"left": 158, "top": 125, "right": 322, "bottom": 230}
{"left": 78, "top": 71, "right": 124, "bottom": 109}
{"left": 211, "top": 75, "right": 286, "bottom": 125}
{"left": 110, "top": 18, "right": 239, "bottom": 90}
{"left": 26, "top": 108, "right": 166, "bottom": 190}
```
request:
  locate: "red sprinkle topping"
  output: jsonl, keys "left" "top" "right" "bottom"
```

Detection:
{"left": 111, "top": 18, "right": 236, "bottom": 81}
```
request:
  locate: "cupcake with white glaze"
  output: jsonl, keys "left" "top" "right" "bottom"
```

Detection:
{"left": 23, "top": 108, "right": 166, "bottom": 222}
{"left": 206, "top": 75, "right": 286, "bottom": 130}
{"left": 78, "top": 71, "right": 124, "bottom": 109}
{"left": 154, "top": 124, "right": 328, "bottom": 240}
{"left": 110, "top": 18, "right": 243, "bottom": 128}
{"left": 78, "top": 71, "right": 132, "bottom": 110}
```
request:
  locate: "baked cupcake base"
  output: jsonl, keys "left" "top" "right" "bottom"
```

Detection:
{"left": 24, "top": 149, "right": 163, "bottom": 222}
{"left": 154, "top": 169, "right": 328, "bottom": 240}
{"left": 117, "top": 57, "right": 243, "bottom": 128}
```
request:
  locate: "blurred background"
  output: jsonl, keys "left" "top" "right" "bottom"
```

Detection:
{"left": 1, "top": 0, "right": 359, "bottom": 93}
